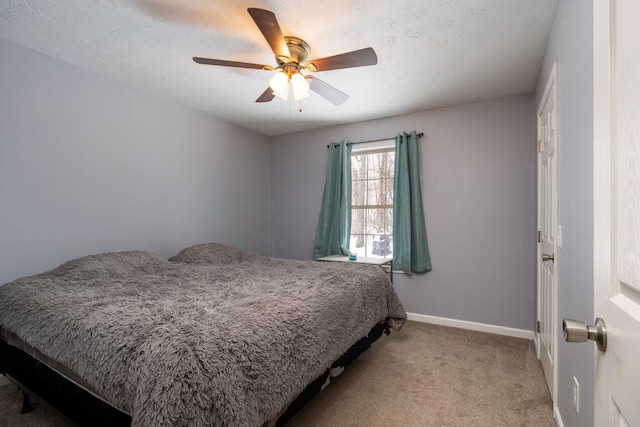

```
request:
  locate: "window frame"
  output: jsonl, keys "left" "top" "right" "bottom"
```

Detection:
{"left": 350, "top": 140, "right": 395, "bottom": 259}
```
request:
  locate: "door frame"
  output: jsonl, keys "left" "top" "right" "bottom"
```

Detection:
{"left": 536, "top": 61, "right": 559, "bottom": 409}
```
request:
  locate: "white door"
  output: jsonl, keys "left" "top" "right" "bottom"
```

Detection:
{"left": 537, "top": 62, "right": 558, "bottom": 405}
{"left": 593, "top": 1, "right": 640, "bottom": 426}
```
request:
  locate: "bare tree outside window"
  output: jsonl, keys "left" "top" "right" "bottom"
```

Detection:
{"left": 350, "top": 149, "right": 394, "bottom": 258}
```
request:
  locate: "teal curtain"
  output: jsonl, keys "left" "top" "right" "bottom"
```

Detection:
{"left": 393, "top": 131, "right": 432, "bottom": 272}
{"left": 313, "top": 141, "right": 352, "bottom": 260}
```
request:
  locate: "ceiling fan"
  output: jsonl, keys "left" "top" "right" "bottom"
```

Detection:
{"left": 193, "top": 8, "right": 378, "bottom": 106}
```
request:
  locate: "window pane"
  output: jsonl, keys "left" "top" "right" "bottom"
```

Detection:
{"left": 371, "top": 235, "right": 392, "bottom": 257}
{"left": 352, "top": 179, "right": 366, "bottom": 205}
{"left": 366, "top": 208, "right": 386, "bottom": 234}
{"left": 367, "top": 153, "right": 383, "bottom": 179}
{"left": 351, "top": 208, "right": 365, "bottom": 234}
{"left": 380, "top": 153, "right": 389, "bottom": 178}
{"left": 365, "top": 234, "right": 374, "bottom": 257}
{"left": 385, "top": 178, "right": 394, "bottom": 205}
{"left": 385, "top": 152, "right": 395, "bottom": 176}
{"left": 349, "top": 235, "right": 367, "bottom": 257}
{"left": 384, "top": 235, "right": 393, "bottom": 258}
{"left": 352, "top": 155, "right": 366, "bottom": 180}
{"left": 385, "top": 208, "right": 393, "bottom": 235}
{"left": 367, "top": 179, "right": 384, "bottom": 206}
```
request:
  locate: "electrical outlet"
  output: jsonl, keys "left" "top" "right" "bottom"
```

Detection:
{"left": 572, "top": 376, "right": 580, "bottom": 413}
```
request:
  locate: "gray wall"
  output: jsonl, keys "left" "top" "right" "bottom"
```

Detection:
{"left": 270, "top": 95, "right": 537, "bottom": 331}
{"left": 0, "top": 38, "right": 270, "bottom": 285}
{"left": 535, "top": 1, "right": 594, "bottom": 426}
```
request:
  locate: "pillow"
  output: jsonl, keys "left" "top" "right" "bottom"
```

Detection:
{"left": 168, "top": 242, "right": 256, "bottom": 265}
{"left": 46, "top": 251, "right": 171, "bottom": 281}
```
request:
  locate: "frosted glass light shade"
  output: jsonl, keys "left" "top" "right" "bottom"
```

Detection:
{"left": 291, "top": 73, "right": 310, "bottom": 101}
{"left": 269, "top": 72, "right": 289, "bottom": 100}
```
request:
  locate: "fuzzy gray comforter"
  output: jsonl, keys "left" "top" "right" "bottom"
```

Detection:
{"left": 0, "top": 243, "right": 406, "bottom": 426}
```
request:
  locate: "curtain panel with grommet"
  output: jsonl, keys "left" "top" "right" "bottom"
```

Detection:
{"left": 393, "top": 131, "right": 432, "bottom": 273}
{"left": 313, "top": 140, "right": 352, "bottom": 260}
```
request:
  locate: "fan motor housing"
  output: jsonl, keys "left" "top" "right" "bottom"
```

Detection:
{"left": 278, "top": 36, "right": 310, "bottom": 67}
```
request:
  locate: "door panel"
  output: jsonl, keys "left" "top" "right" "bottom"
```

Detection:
{"left": 537, "top": 63, "right": 558, "bottom": 403}
{"left": 594, "top": 1, "right": 640, "bottom": 425}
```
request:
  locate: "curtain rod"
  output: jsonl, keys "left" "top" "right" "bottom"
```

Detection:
{"left": 327, "top": 132, "right": 423, "bottom": 148}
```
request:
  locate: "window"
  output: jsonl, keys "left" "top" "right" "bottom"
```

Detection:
{"left": 350, "top": 143, "right": 395, "bottom": 259}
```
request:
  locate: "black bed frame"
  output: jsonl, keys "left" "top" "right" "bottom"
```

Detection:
{"left": 0, "top": 323, "right": 386, "bottom": 426}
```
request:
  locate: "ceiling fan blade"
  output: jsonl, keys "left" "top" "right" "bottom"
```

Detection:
{"left": 308, "top": 76, "right": 349, "bottom": 106}
{"left": 247, "top": 8, "right": 291, "bottom": 61}
{"left": 193, "top": 57, "right": 272, "bottom": 70}
{"left": 306, "top": 47, "right": 378, "bottom": 72}
{"left": 256, "top": 87, "right": 275, "bottom": 103}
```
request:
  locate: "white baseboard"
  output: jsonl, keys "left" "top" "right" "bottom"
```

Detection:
{"left": 554, "top": 406, "right": 563, "bottom": 427}
{"left": 406, "top": 312, "right": 534, "bottom": 340}
{"left": 0, "top": 375, "right": 9, "bottom": 386}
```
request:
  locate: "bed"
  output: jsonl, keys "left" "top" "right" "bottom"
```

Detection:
{"left": 0, "top": 243, "right": 406, "bottom": 426}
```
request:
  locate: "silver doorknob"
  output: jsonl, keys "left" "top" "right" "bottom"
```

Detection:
{"left": 562, "top": 317, "right": 607, "bottom": 352}
{"left": 542, "top": 253, "right": 554, "bottom": 262}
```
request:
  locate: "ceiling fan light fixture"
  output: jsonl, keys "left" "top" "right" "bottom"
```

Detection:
{"left": 291, "top": 73, "right": 310, "bottom": 101}
{"left": 269, "top": 71, "right": 289, "bottom": 100}
{"left": 272, "top": 87, "right": 289, "bottom": 100}
{"left": 193, "top": 8, "right": 379, "bottom": 107}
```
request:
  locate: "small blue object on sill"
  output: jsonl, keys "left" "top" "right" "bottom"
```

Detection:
{"left": 349, "top": 254, "right": 357, "bottom": 261}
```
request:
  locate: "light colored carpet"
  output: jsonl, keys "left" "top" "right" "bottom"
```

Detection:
{"left": 285, "top": 321, "right": 555, "bottom": 427}
{"left": 0, "top": 385, "right": 70, "bottom": 427}
{"left": 0, "top": 321, "right": 555, "bottom": 426}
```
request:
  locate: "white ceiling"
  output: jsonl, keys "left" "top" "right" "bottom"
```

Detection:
{"left": 0, "top": 0, "right": 558, "bottom": 136}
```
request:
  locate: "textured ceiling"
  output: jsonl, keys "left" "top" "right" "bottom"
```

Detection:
{"left": 0, "top": 0, "right": 558, "bottom": 136}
